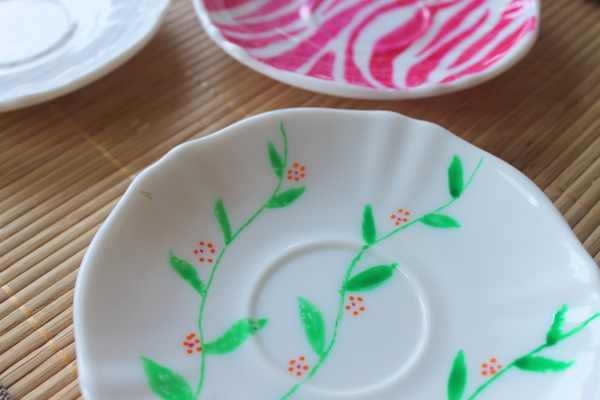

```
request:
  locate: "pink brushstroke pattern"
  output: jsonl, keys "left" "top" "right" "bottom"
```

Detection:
{"left": 203, "top": 0, "right": 538, "bottom": 90}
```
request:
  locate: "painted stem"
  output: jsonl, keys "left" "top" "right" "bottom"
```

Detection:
{"left": 194, "top": 124, "right": 289, "bottom": 399}
{"left": 278, "top": 157, "right": 483, "bottom": 400}
{"left": 467, "top": 313, "right": 600, "bottom": 400}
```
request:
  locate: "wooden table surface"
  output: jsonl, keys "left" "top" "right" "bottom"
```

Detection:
{"left": 1, "top": 0, "right": 600, "bottom": 399}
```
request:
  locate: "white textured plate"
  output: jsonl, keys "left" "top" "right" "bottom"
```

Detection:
{"left": 0, "top": 0, "right": 171, "bottom": 112}
{"left": 75, "top": 109, "right": 600, "bottom": 400}
{"left": 192, "top": 0, "right": 540, "bottom": 99}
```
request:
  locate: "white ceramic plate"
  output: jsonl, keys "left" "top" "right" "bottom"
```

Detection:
{"left": 74, "top": 109, "right": 600, "bottom": 400}
{"left": 192, "top": 0, "right": 540, "bottom": 99}
{"left": 0, "top": 0, "right": 171, "bottom": 112}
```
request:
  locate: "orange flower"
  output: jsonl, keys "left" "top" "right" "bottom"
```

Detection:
{"left": 193, "top": 241, "right": 217, "bottom": 263}
{"left": 287, "top": 356, "right": 310, "bottom": 376}
{"left": 183, "top": 333, "right": 202, "bottom": 354}
{"left": 345, "top": 296, "right": 366, "bottom": 315}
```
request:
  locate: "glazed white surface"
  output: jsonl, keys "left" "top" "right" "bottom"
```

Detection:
{"left": 0, "top": 0, "right": 171, "bottom": 112}
{"left": 74, "top": 109, "right": 600, "bottom": 400}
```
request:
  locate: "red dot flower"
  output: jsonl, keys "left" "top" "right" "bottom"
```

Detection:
{"left": 390, "top": 209, "right": 411, "bottom": 226}
{"left": 287, "top": 356, "right": 310, "bottom": 376}
{"left": 481, "top": 358, "right": 502, "bottom": 376}
{"left": 183, "top": 333, "right": 202, "bottom": 354}
{"left": 193, "top": 241, "right": 217, "bottom": 263}
{"left": 287, "top": 163, "right": 306, "bottom": 182}
{"left": 345, "top": 296, "right": 366, "bottom": 316}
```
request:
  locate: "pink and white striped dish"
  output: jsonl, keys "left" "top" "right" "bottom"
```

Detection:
{"left": 193, "top": 0, "right": 539, "bottom": 99}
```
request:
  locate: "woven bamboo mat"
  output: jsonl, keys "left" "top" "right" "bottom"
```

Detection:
{"left": 1, "top": 0, "right": 600, "bottom": 398}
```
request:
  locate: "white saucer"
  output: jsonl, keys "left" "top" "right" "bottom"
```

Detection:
{"left": 74, "top": 109, "right": 600, "bottom": 400}
{"left": 0, "top": 0, "right": 171, "bottom": 112}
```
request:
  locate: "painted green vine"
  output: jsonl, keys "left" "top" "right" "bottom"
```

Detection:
{"left": 447, "top": 306, "right": 600, "bottom": 400}
{"left": 141, "top": 122, "right": 306, "bottom": 400}
{"left": 277, "top": 155, "right": 484, "bottom": 400}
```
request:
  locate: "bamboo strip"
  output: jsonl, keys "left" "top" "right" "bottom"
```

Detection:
{"left": 528, "top": 108, "right": 600, "bottom": 189}
{"left": 1, "top": 305, "right": 74, "bottom": 383}
{"left": 8, "top": 343, "right": 76, "bottom": 399}
{"left": 585, "top": 224, "right": 600, "bottom": 260}
{"left": 0, "top": 199, "right": 114, "bottom": 286}
{"left": 47, "top": 379, "right": 81, "bottom": 400}
{"left": 547, "top": 134, "right": 600, "bottom": 207}
{"left": 572, "top": 197, "right": 600, "bottom": 245}
{"left": 0, "top": 263, "right": 78, "bottom": 340}
{"left": 0, "top": 170, "right": 129, "bottom": 260}
{"left": 559, "top": 161, "right": 600, "bottom": 226}
{"left": 0, "top": 289, "right": 73, "bottom": 360}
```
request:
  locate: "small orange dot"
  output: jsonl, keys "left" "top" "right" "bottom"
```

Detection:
{"left": 194, "top": 339, "right": 200, "bottom": 343}
{"left": 405, "top": 211, "right": 410, "bottom": 215}
{"left": 353, "top": 311, "right": 358, "bottom": 315}
{"left": 357, "top": 297, "right": 363, "bottom": 301}
{"left": 303, "top": 366, "right": 309, "bottom": 370}
{"left": 395, "top": 222, "right": 400, "bottom": 225}
{"left": 187, "top": 349, "right": 193, "bottom": 354}
{"left": 199, "top": 258, "right": 204, "bottom": 262}
{"left": 349, "top": 296, "right": 354, "bottom": 300}
{"left": 289, "top": 360, "right": 296, "bottom": 365}
{"left": 346, "top": 306, "right": 351, "bottom": 310}
{"left": 196, "top": 347, "right": 202, "bottom": 351}
{"left": 288, "top": 176, "right": 292, "bottom": 180}
{"left": 296, "top": 372, "right": 302, "bottom": 376}
{"left": 490, "top": 358, "right": 497, "bottom": 363}
{"left": 299, "top": 357, "right": 305, "bottom": 361}
{"left": 295, "top": 177, "right": 299, "bottom": 181}
{"left": 403, "top": 218, "right": 408, "bottom": 222}
{"left": 482, "top": 371, "right": 487, "bottom": 376}
{"left": 199, "top": 242, "right": 204, "bottom": 245}
{"left": 288, "top": 367, "right": 294, "bottom": 372}
{"left": 183, "top": 342, "right": 189, "bottom": 346}
{"left": 301, "top": 173, "right": 305, "bottom": 177}
{"left": 490, "top": 370, "right": 496, "bottom": 375}
{"left": 294, "top": 163, "right": 299, "bottom": 168}
{"left": 208, "top": 259, "right": 213, "bottom": 263}
{"left": 482, "top": 364, "right": 488, "bottom": 368}
{"left": 300, "top": 166, "right": 305, "bottom": 171}
{"left": 498, "top": 365, "right": 502, "bottom": 369}
{"left": 288, "top": 170, "right": 292, "bottom": 173}
{"left": 187, "top": 334, "right": 195, "bottom": 339}
{"left": 211, "top": 249, "right": 215, "bottom": 253}
{"left": 359, "top": 307, "right": 365, "bottom": 311}
{"left": 194, "top": 250, "right": 199, "bottom": 254}
{"left": 207, "top": 243, "right": 213, "bottom": 248}
{"left": 398, "top": 209, "right": 403, "bottom": 213}
{"left": 390, "top": 215, "right": 396, "bottom": 219}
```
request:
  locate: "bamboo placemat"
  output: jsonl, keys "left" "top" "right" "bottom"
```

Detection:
{"left": 1, "top": 0, "right": 600, "bottom": 399}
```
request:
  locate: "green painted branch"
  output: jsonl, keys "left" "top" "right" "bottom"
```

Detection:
{"left": 465, "top": 313, "right": 600, "bottom": 400}
{"left": 276, "top": 157, "right": 484, "bottom": 400}
{"left": 194, "top": 125, "right": 290, "bottom": 399}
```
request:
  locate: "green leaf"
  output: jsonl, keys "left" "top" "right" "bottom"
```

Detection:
{"left": 344, "top": 264, "right": 396, "bottom": 292}
{"left": 169, "top": 252, "right": 205, "bottom": 296}
{"left": 546, "top": 305, "right": 568, "bottom": 346}
{"left": 422, "top": 213, "right": 461, "bottom": 228}
{"left": 267, "top": 141, "right": 284, "bottom": 178}
{"left": 298, "top": 297, "right": 326, "bottom": 356}
{"left": 203, "top": 318, "right": 267, "bottom": 354}
{"left": 266, "top": 187, "right": 306, "bottom": 209}
{"left": 514, "top": 355, "right": 574, "bottom": 372}
{"left": 142, "top": 357, "right": 194, "bottom": 400}
{"left": 447, "top": 350, "right": 467, "bottom": 400}
{"left": 448, "top": 155, "right": 464, "bottom": 199}
{"left": 362, "top": 205, "right": 376, "bottom": 245}
{"left": 214, "top": 198, "right": 233, "bottom": 245}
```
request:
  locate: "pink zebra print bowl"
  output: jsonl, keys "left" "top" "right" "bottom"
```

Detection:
{"left": 193, "top": 0, "right": 540, "bottom": 99}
